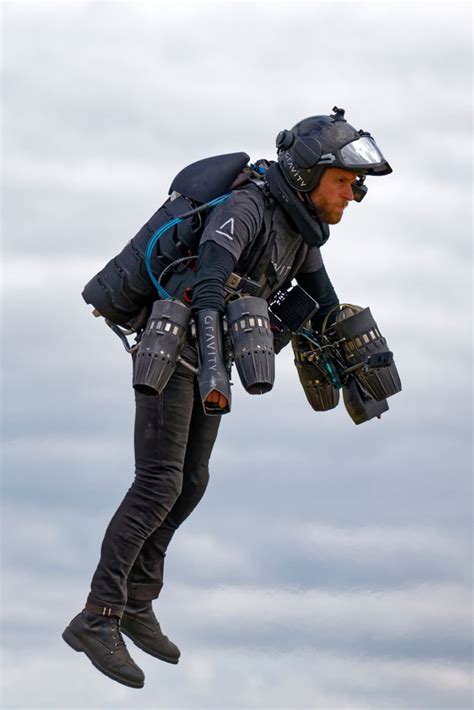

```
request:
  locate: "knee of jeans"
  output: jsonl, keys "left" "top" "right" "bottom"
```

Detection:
{"left": 134, "top": 466, "right": 184, "bottom": 505}
{"left": 174, "top": 474, "right": 184, "bottom": 500}
{"left": 162, "top": 473, "right": 184, "bottom": 505}
{"left": 183, "top": 463, "right": 210, "bottom": 500}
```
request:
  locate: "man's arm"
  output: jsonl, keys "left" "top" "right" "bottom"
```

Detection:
{"left": 192, "top": 185, "right": 266, "bottom": 311}
{"left": 192, "top": 242, "right": 236, "bottom": 411}
{"left": 191, "top": 188, "right": 265, "bottom": 411}
{"left": 296, "top": 262, "right": 339, "bottom": 333}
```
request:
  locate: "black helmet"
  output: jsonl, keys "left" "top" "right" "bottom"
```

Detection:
{"left": 276, "top": 107, "right": 392, "bottom": 194}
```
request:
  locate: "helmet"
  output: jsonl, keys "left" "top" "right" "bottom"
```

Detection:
{"left": 276, "top": 107, "right": 392, "bottom": 195}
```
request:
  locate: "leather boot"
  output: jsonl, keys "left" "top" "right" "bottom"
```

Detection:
{"left": 121, "top": 599, "right": 180, "bottom": 664}
{"left": 62, "top": 610, "right": 145, "bottom": 688}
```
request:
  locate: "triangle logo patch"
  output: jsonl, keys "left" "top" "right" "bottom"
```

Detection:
{"left": 215, "top": 218, "right": 235, "bottom": 240}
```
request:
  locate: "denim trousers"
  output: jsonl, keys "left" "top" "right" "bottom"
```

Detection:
{"left": 85, "top": 342, "right": 221, "bottom": 618}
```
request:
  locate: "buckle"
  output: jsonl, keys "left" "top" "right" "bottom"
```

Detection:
{"left": 226, "top": 273, "right": 242, "bottom": 290}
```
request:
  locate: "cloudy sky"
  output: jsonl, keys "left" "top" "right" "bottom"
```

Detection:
{"left": 1, "top": 2, "right": 472, "bottom": 709}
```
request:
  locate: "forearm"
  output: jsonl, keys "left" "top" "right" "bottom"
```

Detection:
{"left": 191, "top": 240, "right": 236, "bottom": 413}
{"left": 296, "top": 265, "right": 339, "bottom": 333}
{"left": 191, "top": 241, "right": 236, "bottom": 314}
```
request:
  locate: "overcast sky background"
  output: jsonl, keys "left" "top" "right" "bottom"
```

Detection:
{"left": 1, "top": 2, "right": 472, "bottom": 709}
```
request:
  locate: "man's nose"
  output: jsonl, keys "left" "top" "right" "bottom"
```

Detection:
{"left": 343, "top": 184, "right": 355, "bottom": 201}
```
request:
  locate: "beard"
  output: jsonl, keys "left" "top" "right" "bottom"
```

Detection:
{"left": 312, "top": 196, "right": 346, "bottom": 225}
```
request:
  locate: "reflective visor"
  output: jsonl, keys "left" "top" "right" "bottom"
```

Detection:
{"left": 339, "top": 136, "right": 390, "bottom": 173}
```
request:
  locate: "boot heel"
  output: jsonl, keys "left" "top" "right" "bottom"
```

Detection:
{"left": 62, "top": 628, "right": 84, "bottom": 653}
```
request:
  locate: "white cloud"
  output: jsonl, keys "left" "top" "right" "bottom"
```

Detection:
{"left": 2, "top": 571, "right": 472, "bottom": 708}
{"left": 4, "top": 646, "right": 472, "bottom": 709}
{"left": 167, "top": 582, "right": 471, "bottom": 642}
{"left": 291, "top": 522, "right": 468, "bottom": 571}
{"left": 171, "top": 531, "right": 255, "bottom": 578}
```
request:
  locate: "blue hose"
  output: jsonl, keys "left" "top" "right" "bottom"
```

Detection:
{"left": 145, "top": 193, "right": 231, "bottom": 299}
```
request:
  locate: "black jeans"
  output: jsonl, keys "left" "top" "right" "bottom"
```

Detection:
{"left": 85, "top": 343, "right": 221, "bottom": 618}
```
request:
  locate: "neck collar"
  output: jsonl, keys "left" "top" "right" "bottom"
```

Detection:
{"left": 265, "top": 163, "right": 330, "bottom": 248}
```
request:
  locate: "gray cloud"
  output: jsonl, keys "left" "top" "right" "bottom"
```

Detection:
{"left": 3, "top": 572, "right": 472, "bottom": 708}
{"left": 2, "top": 2, "right": 472, "bottom": 709}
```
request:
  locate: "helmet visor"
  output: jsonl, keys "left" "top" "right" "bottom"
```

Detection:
{"left": 339, "top": 136, "right": 392, "bottom": 175}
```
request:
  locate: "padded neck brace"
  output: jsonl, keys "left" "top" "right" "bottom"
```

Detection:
{"left": 265, "top": 163, "right": 330, "bottom": 248}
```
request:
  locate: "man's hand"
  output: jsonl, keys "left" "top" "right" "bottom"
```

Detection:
{"left": 205, "top": 390, "right": 229, "bottom": 409}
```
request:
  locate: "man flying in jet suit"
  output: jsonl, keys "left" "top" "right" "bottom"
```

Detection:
{"left": 62, "top": 107, "right": 392, "bottom": 688}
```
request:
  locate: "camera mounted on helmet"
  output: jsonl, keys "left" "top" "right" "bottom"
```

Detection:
{"left": 352, "top": 174, "right": 368, "bottom": 202}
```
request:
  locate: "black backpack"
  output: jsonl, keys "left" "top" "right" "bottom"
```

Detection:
{"left": 82, "top": 152, "right": 251, "bottom": 327}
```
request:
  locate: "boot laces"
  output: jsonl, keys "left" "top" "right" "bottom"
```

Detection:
{"left": 109, "top": 619, "right": 126, "bottom": 649}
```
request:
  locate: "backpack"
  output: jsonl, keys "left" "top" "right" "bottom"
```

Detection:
{"left": 82, "top": 152, "right": 252, "bottom": 327}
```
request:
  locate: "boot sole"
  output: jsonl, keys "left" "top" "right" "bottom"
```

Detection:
{"left": 121, "top": 628, "right": 180, "bottom": 664}
{"left": 62, "top": 627, "right": 145, "bottom": 688}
